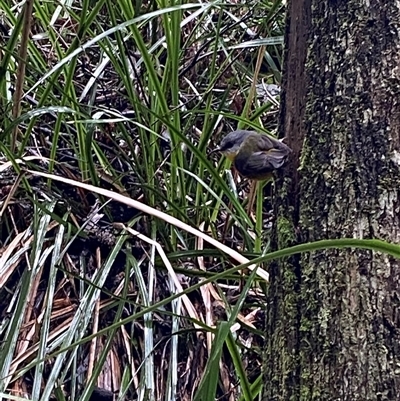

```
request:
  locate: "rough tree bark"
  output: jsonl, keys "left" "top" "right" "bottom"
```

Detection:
{"left": 264, "top": 1, "right": 400, "bottom": 400}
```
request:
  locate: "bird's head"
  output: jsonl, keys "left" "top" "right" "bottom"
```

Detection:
{"left": 210, "top": 130, "right": 253, "bottom": 161}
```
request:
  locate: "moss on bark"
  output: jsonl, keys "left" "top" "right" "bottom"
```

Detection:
{"left": 264, "top": 1, "right": 400, "bottom": 400}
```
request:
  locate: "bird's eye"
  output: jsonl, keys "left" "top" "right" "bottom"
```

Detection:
{"left": 222, "top": 141, "right": 233, "bottom": 150}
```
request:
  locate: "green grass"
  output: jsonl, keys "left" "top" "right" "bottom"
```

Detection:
{"left": 0, "top": 0, "right": 286, "bottom": 399}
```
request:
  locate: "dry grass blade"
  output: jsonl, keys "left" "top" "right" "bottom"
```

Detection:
{"left": 27, "top": 170, "right": 270, "bottom": 281}
{"left": 197, "top": 222, "right": 213, "bottom": 353}
{"left": 0, "top": 231, "right": 28, "bottom": 288}
{"left": 114, "top": 223, "right": 200, "bottom": 324}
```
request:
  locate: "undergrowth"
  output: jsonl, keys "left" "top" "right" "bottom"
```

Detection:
{"left": 0, "top": 0, "right": 285, "bottom": 400}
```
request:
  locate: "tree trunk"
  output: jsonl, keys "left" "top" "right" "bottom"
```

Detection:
{"left": 264, "top": 1, "right": 400, "bottom": 400}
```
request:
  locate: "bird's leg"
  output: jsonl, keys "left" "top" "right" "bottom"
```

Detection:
{"left": 237, "top": 180, "right": 258, "bottom": 290}
{"left": 246, "top": 180, "right": 257, "bottom": 216}
{"left": 248, "top": 178, "right": 271, "bottom": 252}
{"left": 254, "top": 180, "right": 265, "bottom": 252}
{"left": 221, "top": 167, "right": 240, "bottom": 241}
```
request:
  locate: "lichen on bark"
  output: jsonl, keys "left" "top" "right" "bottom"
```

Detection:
{"left": 264, "top": 0, "right": 400, "bottom": 400}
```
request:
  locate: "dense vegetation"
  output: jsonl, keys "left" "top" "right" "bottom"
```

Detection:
{"left": 0, "top": 1, "right": 285, "bottom": 400}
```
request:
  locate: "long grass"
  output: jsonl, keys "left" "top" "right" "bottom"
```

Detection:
{"left": 0, "top": 0, "right": 286, "bottom": 400}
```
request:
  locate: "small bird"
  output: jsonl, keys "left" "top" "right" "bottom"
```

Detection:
{"left": 212, "top": 130, "right": 292, "bottom": 180}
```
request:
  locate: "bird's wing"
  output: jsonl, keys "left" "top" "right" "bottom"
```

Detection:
{"left": 258, "top": 134, "right": 292, "bottom": 154}
{"left": 244, "top": 149, "right": 287, "bottom": 173}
